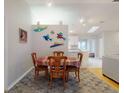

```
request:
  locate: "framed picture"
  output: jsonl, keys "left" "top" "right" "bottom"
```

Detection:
{"left": 19, "top": 28, "right": 27, "bottom": 43}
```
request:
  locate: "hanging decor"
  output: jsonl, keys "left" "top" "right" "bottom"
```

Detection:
{"left": 43, "top": 34, "right": 52, "bottom": 41}
{"left": 50, "top": 42, "right": 63, "bottom": 48}
{"left": 33, "top": 21, "right": 48, "bottom": 32}
{"left": 32, "top": 24, "right": 67, "bottom": 48}
{"left": 19, "top": 28, "right": 27, "bottom": 43}
{"left": 33, "top": 26, "right": 48, "bottom": 32}
{"left": 57, "top": 32, "right": 66, "bottom": 40}
{"left": 50, "top": 30, "right": 55, "bottom": 34}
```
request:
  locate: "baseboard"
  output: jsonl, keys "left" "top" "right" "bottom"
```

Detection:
{"left": 103, "top": 74, "right": 119, "bottom": 84}
{"left": 7, "top": 66, "right": 34, "bottom": 91}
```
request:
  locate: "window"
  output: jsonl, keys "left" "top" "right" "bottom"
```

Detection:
{"left": 79, "top": 40, "right": 87, "bottom": 50}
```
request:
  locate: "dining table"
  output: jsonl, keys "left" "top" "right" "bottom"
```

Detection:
{"left": 36, "top": 56, "right": 80, "bottom": 67}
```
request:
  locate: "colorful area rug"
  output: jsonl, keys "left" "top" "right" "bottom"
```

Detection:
{"left": 8, "top": 69, "right": 118, "bottom": 93}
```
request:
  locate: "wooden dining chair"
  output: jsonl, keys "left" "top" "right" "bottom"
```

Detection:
{"left": 53, "top": 51, "right": 64, "bottom": 56}
{"left": 48, "top": 56, "right": 67, "bottom": 89}
{"left": 31, "top": 52, "right": 48, "bottom": 79}
{"left": 66, "top": 53, "right": 83, "bottom": 82}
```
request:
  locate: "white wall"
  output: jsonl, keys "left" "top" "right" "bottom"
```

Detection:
{"left": 32, "top": 25, "right": 68, "bottom": 56}
{"left": 103, "top": 31, "right": 119, "bottom": 57}
{"left": 5, "top": 0, "right": 32, "bottom": 90}
{"left": 30, "top": 5, "right": 78, "bottom": 31}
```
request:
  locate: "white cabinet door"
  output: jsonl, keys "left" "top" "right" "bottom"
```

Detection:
{"left": 102, "top": 57, "right": 119, "bottom": 83}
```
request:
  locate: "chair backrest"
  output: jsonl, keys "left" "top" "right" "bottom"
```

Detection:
{"left": 53, "top": 51, "right": 64, "bottom": 56}
{"left": 31, "top": 52, "right": 37, "bottom": 67}
{"left": 78, "top": 53, "right": 83, "bottom": 63}
{"left": 48, "top": 56, "right": 67, "bottom": 78}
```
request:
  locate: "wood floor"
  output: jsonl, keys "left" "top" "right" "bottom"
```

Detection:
{"left": 87, "top": 68, "right": 119, "bottom": 91}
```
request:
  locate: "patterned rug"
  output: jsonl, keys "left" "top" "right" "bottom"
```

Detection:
{"left": 8, "top": 69, "right": 118, "bottom": 93}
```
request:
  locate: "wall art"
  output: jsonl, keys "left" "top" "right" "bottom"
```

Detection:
{"left": 43, "top": 34, "right": 52, "bottom": 41}
{"left": 57, "top": 32, "right": 66, "bottom": 40}
{"left": 50, "top": 42, "right": 63, "bottom": 48}
{"left": 50, "top": 30, "right": 55, "bottom": 34}
{"left": 19, "top": 28, "right": 27, "bottom": 43}
{"left": 33, "top": 26, "right": 48, "bottom": 32}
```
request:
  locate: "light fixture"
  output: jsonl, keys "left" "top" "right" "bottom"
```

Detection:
{"left": 80, "top": 18, "right": 84, "bottom": 23}
{"left": 69, "top": 30, "right": 73, "bottom": 33}
{"left": 88, "top": 19, "right": 94, "bottom": 23}
{"left": 82, "top": 23, "right": 86, "bottom": 26}
{"left": 47, "top": 2, "right": 52, "bottom": 7}
{"left": 88, "top": 26, "right": 99, "bottom": 33}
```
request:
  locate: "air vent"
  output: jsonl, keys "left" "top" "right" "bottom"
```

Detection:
{"left": 112, "top": 0, "right": 119, "bottom": 2}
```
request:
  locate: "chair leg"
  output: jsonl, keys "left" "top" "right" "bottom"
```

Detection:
{"left": 77, "top": 69, "right": 80, "bottom": 82}
{"left": 65, "top": 71, "right": 68, "bottom": 82}
{"left": 66, "top": 71, "right": 69, "bottom": 81}
{"left": 34, "top": 69, "right": 37, "bottom": 79}
{"left": 75, "top": 71, "right": 77, "bottom": 78}
{"left": 36, "top": 71, "right": 39, "bottom": 79}
{"left": 49, "top": 73, "right": 52, "bottom": 89}
{"left": 38, "top": 70, "right": 40, "bottom": 75}
{"left": 63, "top": 72, "right": 66, "bottom": 89}
{"left": 45, "top": 70, "right": 48, "bottom": 78}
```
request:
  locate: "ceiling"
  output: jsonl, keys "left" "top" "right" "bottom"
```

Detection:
{"left": 25, "top": 0, "right": 119, "bottom": 37}
{"left": 26, "top": 0, "right": 118, "bottom": 5}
